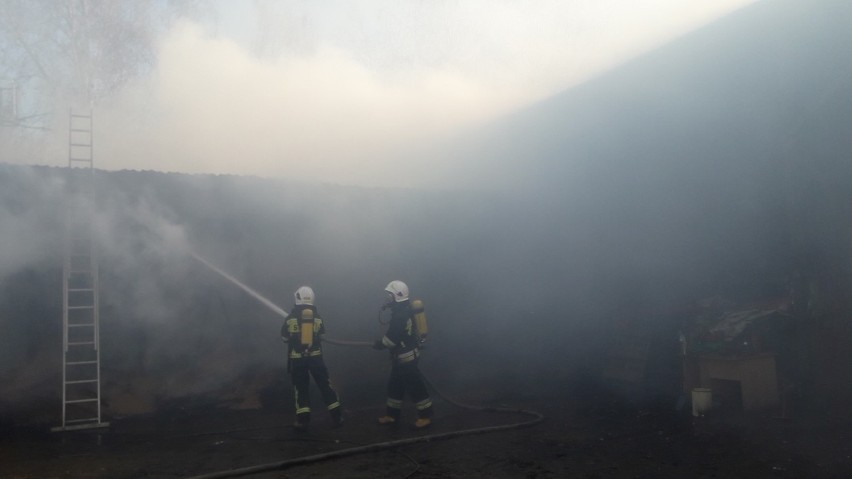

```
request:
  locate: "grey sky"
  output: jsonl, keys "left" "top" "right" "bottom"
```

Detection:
{"left": 11, "top": 0, "right": 755, "bottom": 187}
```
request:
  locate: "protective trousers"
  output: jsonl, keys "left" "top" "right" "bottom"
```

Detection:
{"left": 290, "top": 357, "right": 341, "bottom": 425}
{"left": 385, "top": 358, "right": 433, "bottom": 420}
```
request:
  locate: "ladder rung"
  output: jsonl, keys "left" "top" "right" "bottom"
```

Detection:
{"left": 68, "top": 306, "right": 94, "bottom": 311}
{"left": 68, "top": 325, "right": 95, "bottom": 330}
{"left": 65, "top": 418, "right": 102, "bottom": 425}
{"left": 68, "top": 341, "right": 95, "bottom": 346}
{"left": 67, "top": 360, "right": 98, "bottom": 366}
{"left": 65, "top": 398, "right": 99, "bottom": 404}
{"left": 66, "top": 379, "right": 98, "bottom": 385}
{"left": 68, "top": 288, "right": 94, "bottom": 292}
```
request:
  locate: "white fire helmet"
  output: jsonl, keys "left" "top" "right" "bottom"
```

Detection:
{"left": 294, "top": 286, "right": 315, "bottom": 306}
{"left": 385, "top": 280, "right": 409, "bottom": 303}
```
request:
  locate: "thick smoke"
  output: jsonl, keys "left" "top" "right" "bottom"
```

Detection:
{"left": 3, "top": 0, "right": 852, "bottom": 424}
{"left": 0, "top": 166, "right": 65, "bottom": 278}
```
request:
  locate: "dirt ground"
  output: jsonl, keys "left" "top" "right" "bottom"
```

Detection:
{"left": 2, "top": 376, "right": 851, "bottom": 479}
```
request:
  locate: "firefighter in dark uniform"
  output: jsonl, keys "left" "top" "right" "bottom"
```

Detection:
{"left": 372, "top": 280, "right": 434, "bottom": 429}
{"left": 282, "top": 286, "right": 343, "bottom": 431}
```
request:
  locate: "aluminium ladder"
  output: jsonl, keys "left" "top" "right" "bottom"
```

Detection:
{"left": 53, "top": 110, "right": 109, "bottom": 431}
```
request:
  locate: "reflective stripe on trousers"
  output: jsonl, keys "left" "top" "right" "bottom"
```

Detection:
{"left": 290, "top": 350, "right": 323, "bottom": 359}
{"left": 416, "top": 398, "right": 432, "bottom": 411}
{"left": 396, "top": 348, "right": 419, "bottom": 363}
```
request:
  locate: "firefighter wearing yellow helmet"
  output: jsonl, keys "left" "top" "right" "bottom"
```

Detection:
{"left": 372, "top": 280, "right": 434, "bottom": 429}
{"left": 282, "top": 286, "right": 343, "bottom": 431}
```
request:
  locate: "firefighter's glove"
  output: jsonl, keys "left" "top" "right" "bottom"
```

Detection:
{"left": 372, "top": 339, "right": 386, "bottom": 350}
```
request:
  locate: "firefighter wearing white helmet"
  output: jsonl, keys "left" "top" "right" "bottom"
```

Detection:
{"left": 373, "top": 280, "right": 434, "bottom": 429}
{"left": 385, "top": 280, "right": 409, "bottom": 303}
{"left": 282, "top": 286, "right": 343, "bottom": 431}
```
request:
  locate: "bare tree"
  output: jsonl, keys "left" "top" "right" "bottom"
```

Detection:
{"left": 0, "top": 0, "right": 205, "bottom": 129}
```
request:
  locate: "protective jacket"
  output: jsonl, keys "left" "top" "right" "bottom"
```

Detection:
{"left": 380, "top": 300, "right": 420, "bottom": 364}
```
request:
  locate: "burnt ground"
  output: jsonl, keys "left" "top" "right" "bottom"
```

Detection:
{"left": 2, "top": 376, "right": 852, "bottom": 479}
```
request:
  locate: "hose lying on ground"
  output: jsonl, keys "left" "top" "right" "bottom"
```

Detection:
{"left": 187, "top": 359, "right": 544, "bottom": 479}
{"left": 187, "top": 338, "right": 543, "bottom": 479}
{"left": 187, "top": 252, "right": 545, "bottom": 479}
{"left": 189, "top": 409, "right": 542, "bottom": 479}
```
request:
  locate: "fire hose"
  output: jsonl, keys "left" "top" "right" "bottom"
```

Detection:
{"left": 186, "top": 252, "right": 545, "bottom": 479}
{"left": 188, "top": 362, "right": 543, "bottom": 478}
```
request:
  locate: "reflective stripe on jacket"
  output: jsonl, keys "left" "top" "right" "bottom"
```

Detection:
{"left": 384, "top": 300, "right": 419, "bottom": 363}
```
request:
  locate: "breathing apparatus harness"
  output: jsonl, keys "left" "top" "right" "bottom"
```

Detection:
{"left": 377, "top": 298, "right": 429, "bottom": 347}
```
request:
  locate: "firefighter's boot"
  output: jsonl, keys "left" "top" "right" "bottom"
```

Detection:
{"left": 377, "top": 415, "right": 397, "bottom": 425}
{"left": 379, "top": 404, "right": 401, "bottom": 426}
{"left": 414, "top": 417, "right": 432, "bottom": 429}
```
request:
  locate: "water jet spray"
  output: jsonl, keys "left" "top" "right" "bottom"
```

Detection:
{"left": 189, "top": 250, "right": 370, "bottom": 346}
{"left": 189, "top": 251, "right": 289, "bottom": 318}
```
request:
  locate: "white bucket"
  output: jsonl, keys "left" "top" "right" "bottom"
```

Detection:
{"left": 692, "top": 388, "right": 712, "bottom": 416}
